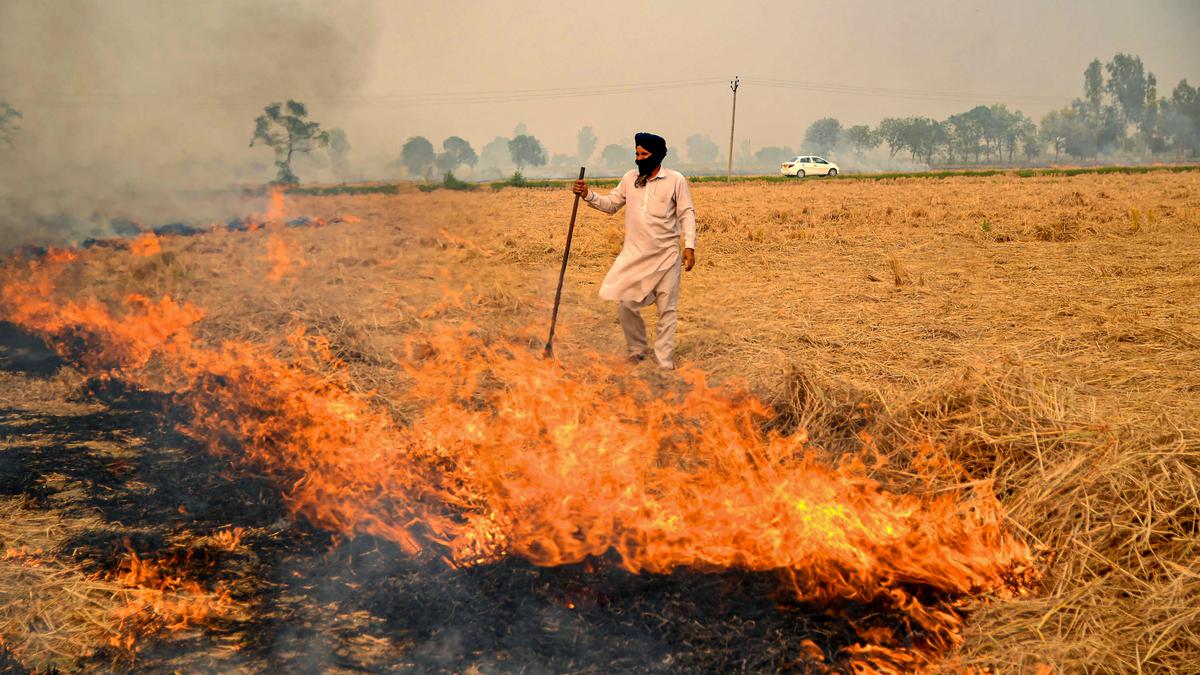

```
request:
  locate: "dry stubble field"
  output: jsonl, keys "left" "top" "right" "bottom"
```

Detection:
{"left": 1, "top": 170, "right": 1198, "bottom": 671}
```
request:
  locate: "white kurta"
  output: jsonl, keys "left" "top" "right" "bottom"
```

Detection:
{"left": 583, "top": 168, "right": 697, "bottom": 302}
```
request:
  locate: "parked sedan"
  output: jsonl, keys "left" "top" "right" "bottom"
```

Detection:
{"left": 780, "top": 156, "right": 839, "bottom": 178}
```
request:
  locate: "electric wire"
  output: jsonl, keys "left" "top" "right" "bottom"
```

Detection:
{"left": 13, "top": 74, "right": 1073, "bottom": 109}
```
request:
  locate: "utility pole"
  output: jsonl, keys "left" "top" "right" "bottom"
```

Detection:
{"left": 726, "top": 76, "right": 739, "bottom": 182}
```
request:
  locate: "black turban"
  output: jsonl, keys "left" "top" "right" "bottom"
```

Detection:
{"left": 634, "top": 132, "right": 668, "bottom": 186}
{"left": 634, "top": 132, "right": 668, "bottom": 158}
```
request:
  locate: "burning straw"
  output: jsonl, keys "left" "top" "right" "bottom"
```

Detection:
{"left": 0, "top": 252, "right": 1035, "bottom": 669}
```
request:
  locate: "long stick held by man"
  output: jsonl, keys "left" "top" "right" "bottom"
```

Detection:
{"left": 572, "top": 132, "right": 697, "bottom": 369}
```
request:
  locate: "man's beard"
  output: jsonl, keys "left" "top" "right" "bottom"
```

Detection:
{"left": 635, "top": 157, "right": 661, "bottom": 187}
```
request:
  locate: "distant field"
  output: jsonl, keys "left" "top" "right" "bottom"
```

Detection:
{"left": 1, "top": 170, "right": 1197, "bottom": 671}
{"left": 470, "top": 162, "right": 1200, "bottom": 190}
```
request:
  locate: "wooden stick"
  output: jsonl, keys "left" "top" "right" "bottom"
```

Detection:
{"left": 544, "top": 166, "right": 586, "bottom": 358}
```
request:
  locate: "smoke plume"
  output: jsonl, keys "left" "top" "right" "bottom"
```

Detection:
{"left": 0, "top": 0, "right": 380, "bottom": 248}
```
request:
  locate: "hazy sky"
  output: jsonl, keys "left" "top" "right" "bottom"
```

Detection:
{"left": 355, "top": 0, "right": 1200, "bottom": 156}
{"left": 1, "top": 0, "right": 1198, "bottom": 181}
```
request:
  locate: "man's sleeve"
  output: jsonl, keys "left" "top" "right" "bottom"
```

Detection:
{"left": 677, "top": 175, "right": 696, "bottom": 249}
{"left": 585, "top": 175, "right": 627, "bottom": 214}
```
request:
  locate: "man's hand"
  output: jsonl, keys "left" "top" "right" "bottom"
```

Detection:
{"left": 572, "top": 179, "right": 589, "bottom": 199}
{"left": 683, "top": 248, "right": 695, "bottom": 271}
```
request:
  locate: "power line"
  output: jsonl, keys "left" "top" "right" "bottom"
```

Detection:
{"left": 741, "top": 76, "right": 1071, "bottom": 106}
{"left": 11, "top": 74, "right": 1074, "bottom": 109}
{"left": 14, "top": 77, "right": 730, "bottom": 108}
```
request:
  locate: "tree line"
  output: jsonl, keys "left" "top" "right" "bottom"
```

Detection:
{"left": 790, "top": 53, "right": 1199, "bottom": 166}
{"left": 2, "top": 52, "right": 1194, "bottom": 185}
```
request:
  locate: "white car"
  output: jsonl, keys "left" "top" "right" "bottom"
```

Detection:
{"left": 781, "top": 155, "right": 839, "bottom": 178}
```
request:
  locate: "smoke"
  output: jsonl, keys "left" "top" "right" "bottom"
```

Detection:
{"left": 0, "top": 0, "right": 380, "bottom": 248}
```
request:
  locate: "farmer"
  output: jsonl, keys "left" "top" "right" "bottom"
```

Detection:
{"left": 572, "top": 132, "right": 696, "bottom": 369}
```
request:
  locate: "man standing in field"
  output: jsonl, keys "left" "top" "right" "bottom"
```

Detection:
{"left": 572, "top": 132, "right": 696, "bottom": 369}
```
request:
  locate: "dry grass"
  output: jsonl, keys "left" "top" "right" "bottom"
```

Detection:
{"left": 2, "top": 169, "right": 1199, "bottom": 670}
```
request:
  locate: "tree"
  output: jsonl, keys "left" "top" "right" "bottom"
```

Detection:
{"left": 250, "top": 100, "right": 330, "bottom": 184}
{"left": 508, "top": 134, "right": 547, "bottom": 171}
{"left": 0, "top": 101, "right": 21, "bottom": 146}
{"left": 877, "top": 117, "right": 943, "bottom": 163}
{"left": 685, "top": 134, "right": 719, "bottom": 164}
{"left": 1140, "top": 72, "right": 1161, "bottom": 149}
{"left": 877, "top": 118, "right": 907, "bottom": 159}
{"left": 804, "top": 117, "right": 842, "bottom": 155}
{"left": 576, "top": 126, "right": 597, "bottom": 165}
{"left": 1020, "top": 120, "right": 1042, "bottom": 161}
{"left": 1105, "top": 53, "right": 1148, "bottom": 127}
{"left": 1061, "top": 108, "right": 1099, "bottom": 159}
{"left": 400, "top": 136, "right": 436, "bottom": 178}
{"left": 754, "top": 146, "right": 794, "bottom": 167}
{"left": 970, "top": 105, "right": 1003, "bottom": 162}
{"left": 600, "top": 143, "right": 627, "bottom": 171}
{"left": 478, "top": 136, "right": 513, "bottom": 176}
{"left": 946, "top": 111, "right": 984, "bottom": 162}
{"left": 1039, "top": 109, "right": 1068, "bottom": 162}
{"left": 434, "top": 136, "right": 478, "bottom": 174}
{"left": 1162, "top": 80, "right": 1200, "bottom": 156}
{"left": 1013, "top": 114, "right": 1038, "bottom": 162}
{"left": 1084, "top": 58, "right": 1105, "bottom": 115}
{"left": 843, "top": 125, "right": 879, "bottom": 157}
{"left": 327, "top": 128, "right": 350, "bottom": 178}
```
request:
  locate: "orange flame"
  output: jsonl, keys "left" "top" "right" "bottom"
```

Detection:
{"left": 266, "top": 186, "right": 286, "bottom": 222}
{"left": 106, "top": 547, "right": 238, "bottom": 649}
{"left": 0, "top": 255, "right": 1034, "bottom": 668}
{"left": 129, "top": 232, "right": 161, "bottom": 257}
{"left": 262, "top": 233, "right": 304, "bottom": 282}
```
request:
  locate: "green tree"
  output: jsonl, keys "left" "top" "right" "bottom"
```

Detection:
{"left": 1084, "top": 58, "right": 1105, "bottom": 115}
{"left": 1062, "top": 108, "right": 1099, "bottom": 159}
{"left": 576, "top": 126, "right": 597, "bottom": 165}
{"left": 250, "top": 100, "right": 330, "bottom": 185}
{"left": 685, "top": 134, "right": 719, "bottom": 164}
{"left": 1140, "top": 72, "right": 1160, "bottom": 149}
{"left": 600, "top": 143, "right": 627, "bottom": 171}
{"left": 843, "top": 125, "right": 879, "bottom": 157}
{"left": 434, "top": 136, "right": 478, "bottom": 174}
{"left": 1020, "top": 119, "right": 1041, "bottom": 161}
{"left": 1162, "top": 80, "right": 1200, "bottom": 156}
{"left": 0, "top": 100, "right": 21, "bottom": 146}
{"left": 876, "top": 118, "right": 907, "bottom": 159}
{"left": 803, "top": 117, "right": 842, "bottom": 155}
{"left": 327, "top": 128, "right": 350, "bottom": 178}
{"left": 968, "top": 105, "right": 1003, "bottom": 162}
{"left": 879, "top": 117, "right": 944, "bottom": 164}
{"left": 508, "top": 134, "right": 547, "bottom": 171}
{"left": 400, "top": 136, "right": 436, "bottom": 178}
{"left": 1105, "top": 53, "right": 1148, "bottom": 127}
{"left": 946, "top": 110, "right": 984, "bottom": 162}
{"left": 1039, "top": 109, "right": 1068, "bottom": 162}
{"left": 753, "top": 146, "right": 794, "bottom": 167}
{"left": 478, "top": 136, "right": 513, "bottom": 176}
{"left": 996, "top": 108, "right": 1034, "bottom": 163}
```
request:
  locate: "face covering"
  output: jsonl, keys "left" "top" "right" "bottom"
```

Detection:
{"left": 633, "top": 132, "right": 668, "bottom": 187}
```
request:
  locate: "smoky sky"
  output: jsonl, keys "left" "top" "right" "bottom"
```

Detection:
{"left": 351, "top": 0, "right": 1199, "bottom": 158}
{"left": 0, "top": 0, "right": 1197, "bottom": 243}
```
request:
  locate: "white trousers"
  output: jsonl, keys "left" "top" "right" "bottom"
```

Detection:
{"left": 617, "top": 265, "right": 680, "bottom": 368}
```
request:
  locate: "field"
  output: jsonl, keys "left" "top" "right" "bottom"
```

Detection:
{"left": 1, "top": 170, "right": 1198, "bottom": 672}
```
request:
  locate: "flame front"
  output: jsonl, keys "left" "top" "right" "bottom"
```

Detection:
{"left": 0, "top": 253, "right": 1033, "bottom": 666}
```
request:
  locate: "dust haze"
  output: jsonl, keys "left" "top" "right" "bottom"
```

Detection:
{"left": 0, "top": 0, "right": 379, "bottom": 247}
